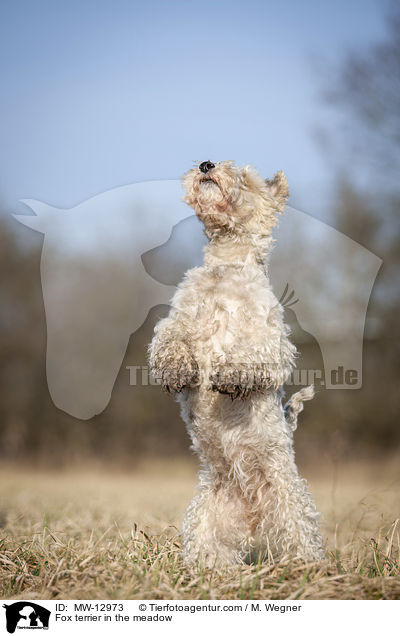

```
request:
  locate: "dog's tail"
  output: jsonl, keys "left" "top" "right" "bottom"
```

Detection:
{"left": 284, "top": 384, "right": 315, "bottom": 431}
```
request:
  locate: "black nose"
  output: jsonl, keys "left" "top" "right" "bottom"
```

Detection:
{"left": 199, "top": 161, "right": 215, "bottom": 174}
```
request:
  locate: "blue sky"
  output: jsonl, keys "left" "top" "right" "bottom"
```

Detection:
{"left": 0, "top": 0, "right": 387, "bottom": 218}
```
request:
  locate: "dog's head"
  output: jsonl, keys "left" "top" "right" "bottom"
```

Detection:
{"left": 183, "top": 160, "right": 289, "bottom": 239}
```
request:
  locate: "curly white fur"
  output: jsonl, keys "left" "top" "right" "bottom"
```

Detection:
{"left": 149, "top": 160, "right": 325, "bottom": 567}
{"left": 284, "top": 384, "right": 315, "bottom": 431}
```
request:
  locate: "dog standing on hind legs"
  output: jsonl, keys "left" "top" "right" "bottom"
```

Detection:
{"left": 149, "top": 160, "right": 325, "bottom": 567}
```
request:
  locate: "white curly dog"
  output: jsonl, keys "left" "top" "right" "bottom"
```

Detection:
{"left": 149, "top": 160, "right": 325, "bottom": 567}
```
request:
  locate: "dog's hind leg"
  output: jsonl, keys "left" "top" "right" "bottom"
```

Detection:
{"left": 182, "top": 469, "right": 251, "bottom": 568}
{"left": 255, "top": 443, "right": 325, "bottom": 562}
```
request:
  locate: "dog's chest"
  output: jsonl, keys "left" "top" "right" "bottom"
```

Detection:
{"left": 187, "top": 266, "right": 275, "bottom": 354}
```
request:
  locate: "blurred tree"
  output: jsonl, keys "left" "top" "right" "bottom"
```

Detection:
{"left": 325, "top": 7, "right": 400, "bottom": 181}
{"left": 313, "top": 2, "right": 400, "bottom": 456}
{"left": 328, "top": 4, "right": 400, "bottom": 324}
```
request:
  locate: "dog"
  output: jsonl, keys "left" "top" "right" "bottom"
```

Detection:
{"left": 149, "top": 160, "right": 325, "bottom": 567}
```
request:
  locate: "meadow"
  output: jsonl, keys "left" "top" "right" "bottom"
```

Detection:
{"left": 0, "top": 457, "right": 399, "bottom": 600}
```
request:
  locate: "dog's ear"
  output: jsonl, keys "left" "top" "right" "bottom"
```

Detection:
{"left": 265, "top": 170, "right": 289, "bottom": 210}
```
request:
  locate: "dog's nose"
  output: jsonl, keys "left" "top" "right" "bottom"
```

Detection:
{"left": 199, "top": 161, "right": 215, "bottom": 174}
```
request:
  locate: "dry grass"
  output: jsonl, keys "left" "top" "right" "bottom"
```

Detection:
{"left": 0, "top": 458, "right": 399, "bottom": 600}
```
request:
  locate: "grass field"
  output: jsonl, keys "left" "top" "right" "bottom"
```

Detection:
{"left": 0, "top": 457, "right": 399, "bottom": 600}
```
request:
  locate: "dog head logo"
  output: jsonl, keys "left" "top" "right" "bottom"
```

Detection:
{"left": 14, "top": 172, "right": 381, "bottom": 420}
{"left": 3, "top": 602, "right": 50, "bottom": 633}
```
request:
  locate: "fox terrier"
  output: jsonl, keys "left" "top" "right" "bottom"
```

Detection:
{"left": 149, "top": 160, "right": 325, "bottom": 567}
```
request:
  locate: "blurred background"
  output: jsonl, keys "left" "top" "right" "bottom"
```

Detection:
{"left": 0, "top": 0, "right": 399, "bottom": 468}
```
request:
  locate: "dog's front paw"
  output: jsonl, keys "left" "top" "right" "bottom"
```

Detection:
{"left": 209, "top": 364, "right": 271, "bottom": 400}
{"left": 209, "top": 366, "right": 247, "bottom": 400}
{"left": 161, "top": 357, "right": 200, "bottom": 393}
